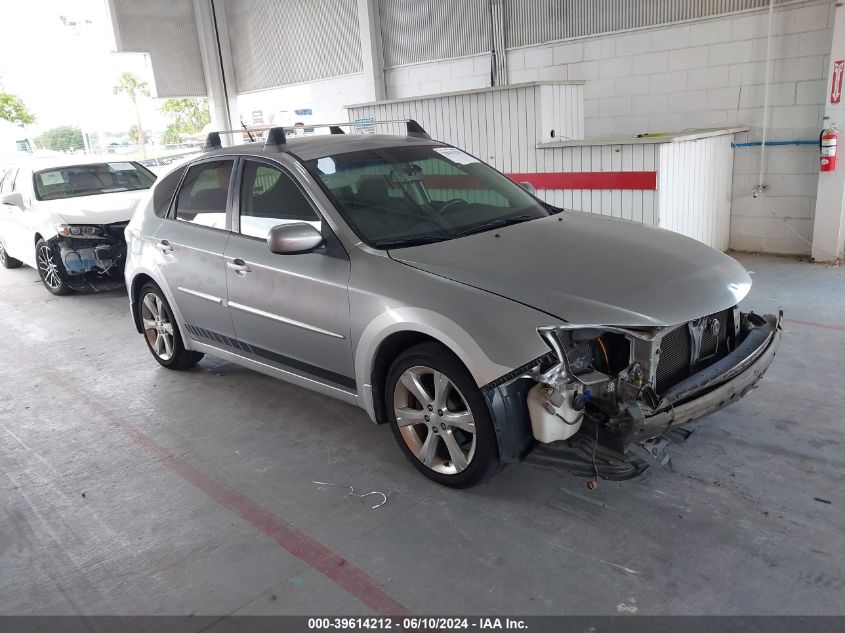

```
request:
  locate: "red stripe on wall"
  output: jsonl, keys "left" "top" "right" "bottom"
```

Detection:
{"left": 424, "top": 172, "right": 657, "bottom": 191}
{"left": 508, "top": 171, "right": 657, "bottom": 190}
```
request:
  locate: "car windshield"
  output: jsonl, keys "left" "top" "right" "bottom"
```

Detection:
{"left": 303, "top": 145, "right": 550, "bottom": 248}
{"left": 33, "top": 162, "right": 157, "bottom": 201}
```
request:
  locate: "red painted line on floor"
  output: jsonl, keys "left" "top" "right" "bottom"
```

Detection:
{"left": 21, "top": 360, "right": 410, "bottom": 617}
{"left": 787, "top": 318, "right": 845, "bottom": 333}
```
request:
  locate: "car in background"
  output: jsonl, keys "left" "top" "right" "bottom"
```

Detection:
{"left": 0, "top": 158, "right": 157, "bottom": 294}
{"left": 123, "top": 123, "right": 781, "bottom": 488}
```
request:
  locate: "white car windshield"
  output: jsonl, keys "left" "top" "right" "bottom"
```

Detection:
{"left": 304, "top": 145, "right": 550, "bottom": 248}
{"left": 33, "top": 162, "right": 157, "bottom": 201}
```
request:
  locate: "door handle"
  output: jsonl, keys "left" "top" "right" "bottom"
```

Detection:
{"left": 227, "top": 258, "right": 252, "bottom": 275}
{"left": 155, "top": 240, "right": 173, "bottom": 254}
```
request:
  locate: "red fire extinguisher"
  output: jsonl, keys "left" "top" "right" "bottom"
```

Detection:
{"left": 820, "top": 127, "right": 838, "bottom": 172}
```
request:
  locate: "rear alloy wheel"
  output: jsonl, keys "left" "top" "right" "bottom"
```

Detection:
{"left": 386, "top": 342, "right": 500, "bottom": 487}
{"left": 36, "top": 239, "right": 70, "bottom": 295}
{"left": 139, "top": 282, "right": 203, "bottom": 370}
{"left": 0, "top": 241, "right": 23, "bottom": 269}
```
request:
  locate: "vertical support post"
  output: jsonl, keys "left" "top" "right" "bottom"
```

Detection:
{"left": 193, "top": 0, "right": 239, "bottom": 145}
{"left": 490, "top": 0, "right": 507, "bottom": 86}
{"left": 357, "top": 0, "right": 386, "bottom": 102}
{"left": 811, "top": 3, "right": 845, "bottom": 262}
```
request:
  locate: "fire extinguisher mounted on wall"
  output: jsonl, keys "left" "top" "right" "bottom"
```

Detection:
{"left": 820, "top": 125, "right": 838, "bottom": 172}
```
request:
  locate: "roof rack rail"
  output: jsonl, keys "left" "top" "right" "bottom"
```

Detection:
{"left": 204, "top": 131, "right": 222, "bottom": 150}
{"left": 263, "top": 126, "right": 287, "bottom": 151}
{"left": 201, "top": 118, "right": 431, "bottom": 151}
{"left": 405, "top": 119, "right": 430, "bottom": 139}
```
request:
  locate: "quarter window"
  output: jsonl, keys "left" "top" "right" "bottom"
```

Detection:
{"left": 174, "top": 160, "right": 234, "bottom": 229}
{"left": 154, "top": 167, "right": 186, "bottom": 218}
{"left": 238, "top": 160, "right": 320, "bottom": 239}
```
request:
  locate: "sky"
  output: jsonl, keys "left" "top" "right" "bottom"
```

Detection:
{"left": 0, "top": 0, "right": 322, "bottom": 144}
{"left": 0, "top": 0, "right": 164, "bottom": 137}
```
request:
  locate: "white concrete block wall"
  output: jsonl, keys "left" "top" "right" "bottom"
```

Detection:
{"left": 236, "top": 73, "right": 372, "bottom": 130}
{"left": 504, "top": 0, "right": 834, "bottom": 255}
{"left": 375, "top": 0, "right": 834, "bottom": 255}
{"left": 383, "top": 54, "right": 492, "bottom": 99}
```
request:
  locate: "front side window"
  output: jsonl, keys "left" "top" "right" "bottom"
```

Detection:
{"left": 238, "top": 160, "right": 320, "bottom": 239}
{"left": 33, "top": 162, "right": 156, "bottom": 201}
{"left": 174, "top": 160, "right": 234, "bottom": 229}
{"left": 303, "top": 145, "right": 549, "bottom": 248}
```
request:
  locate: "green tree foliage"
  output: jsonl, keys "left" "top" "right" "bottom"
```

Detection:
{"left": 35, "top": 126, "right": 84, "bottom": 152}
{"left": 161, "top": 123, "right": 183, "bottom": 145}
{"left": 113, "top": 72, "right": 149, "bottom": 147}
{"left": 0, "top": 92, "right": 36, "bottom": 126}
{"left": 159, "top": 98, "right": 210, "bottom": 144}
{"left": 128, "top": 124, "right": 149, "bottom": 144}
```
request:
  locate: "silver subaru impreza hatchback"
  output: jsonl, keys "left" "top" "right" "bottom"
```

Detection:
{"left": 124, "top": 122, "right": 782, "bottom": 487}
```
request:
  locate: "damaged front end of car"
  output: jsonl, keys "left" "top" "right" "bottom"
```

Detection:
{"left": 47, "top": 222, "right": 128, "bottom": 290}
{"left": 485, "top": 307, "right": 783, "bottom": 480}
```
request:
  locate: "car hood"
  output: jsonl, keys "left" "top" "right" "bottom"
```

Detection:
{"left": 46, "top": 190, "right": 145, "bottom": 225}
{"left": 389, "top": 212, "right": 751, "bottom": 327}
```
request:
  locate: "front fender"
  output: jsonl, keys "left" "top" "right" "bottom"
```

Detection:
{"left": 354, "top": 306, "right": 513, "bottom": 396}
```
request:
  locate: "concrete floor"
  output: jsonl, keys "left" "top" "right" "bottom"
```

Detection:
{"left": 1, "top": 252, "right": 843, "bottom": 616}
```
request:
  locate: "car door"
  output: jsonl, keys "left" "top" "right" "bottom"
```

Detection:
{"left": 0, "top": 168, "right": 15, "bottom": 254}
{"left": 154, "top": 157, "right": 237, "bottom": 340}
{"left": 223, "top": 156, "right": 354, "bottom": 390}
{"left": 0, "top": 168, "right": 34, "bottom": 265}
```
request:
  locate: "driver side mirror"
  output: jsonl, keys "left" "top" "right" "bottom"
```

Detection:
{"left": 267, "top": 222, "right": 325, "bottom": 255}
{"left": 518, "top": 181, "right": 537, "bottom": 196}
{"left": 0, "top": 192, "right": 24, "bottom": 208}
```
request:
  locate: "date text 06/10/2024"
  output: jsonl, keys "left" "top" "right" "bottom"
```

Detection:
{"left": 307, "top": 617, "right": 528, "bottom": 630}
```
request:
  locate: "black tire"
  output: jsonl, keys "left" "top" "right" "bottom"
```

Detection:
{"left": 0, "top": 240, "right": 23, "bottom": 269}
{"left": 385, "top": 342, "right": 500, "bottom": 488}
{"left": 139, "top": 282, "right": 204, "bottom": 370}
{"left": 35, "top": 238, "right": 71, "bottom": 295}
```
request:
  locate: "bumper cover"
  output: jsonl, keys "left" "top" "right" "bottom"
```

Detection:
{"left": 625, "top": 311, "right": 782, "bottom": 443}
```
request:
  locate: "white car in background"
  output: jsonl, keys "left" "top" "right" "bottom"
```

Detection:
{"left": 0, "top": 157, "right": 157, "bottom": 294}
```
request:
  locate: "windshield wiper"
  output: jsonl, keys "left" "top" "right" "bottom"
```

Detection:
{"left": 454, "top": 214, "right": 537, "bottom": 238}
{"left": 375, "top": 234, "right": 450, "bottom": 249}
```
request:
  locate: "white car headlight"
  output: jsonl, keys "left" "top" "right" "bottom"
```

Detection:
{"left": 55, "top": 224, "right": 104, "bottom": 238}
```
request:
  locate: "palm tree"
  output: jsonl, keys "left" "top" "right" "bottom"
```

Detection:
{"left": 113, "top": 72, "right": 150, "bottom": 156}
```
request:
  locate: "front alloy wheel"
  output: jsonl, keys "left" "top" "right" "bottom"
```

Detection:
{"left": 386, "top": 342, "right": 499, "bottom": 487}
{"left": 394, "top": 366, "right": 477, "bottom": 474}
{"left": 36, "top": 239, "right": 70, "bottom": 295}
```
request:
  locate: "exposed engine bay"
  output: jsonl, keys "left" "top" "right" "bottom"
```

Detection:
{"left": 496, "top": 307, "right": 783, "bottom": 480}
{"left": 45, "top": 221, "right": 128, "bottom": 291}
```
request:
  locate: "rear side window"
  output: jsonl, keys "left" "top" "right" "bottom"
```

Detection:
{"left": 153, "top": 167, "right": 186, "bottom": 217}
{"left": 174, "top": 160, "right": 234, "bottom": 230}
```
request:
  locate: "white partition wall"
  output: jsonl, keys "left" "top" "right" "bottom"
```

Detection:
{"left": 348, "top": 84, "right": 741, "bottom": 251}
{"left": 347, "top": 81, "right": 585, "bottom": 173}
{"left": 539, "top": 131, "right": 738, "bottom": 251}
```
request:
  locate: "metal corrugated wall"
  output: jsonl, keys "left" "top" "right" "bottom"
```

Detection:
{"left": 504, "top": 0, "right": 792, "bottom": 48}
{"left": 110, "top": 0, "right": 207, "bottom": 97}
{"left": 347, "top": 83, "right": 584, "bottom": 171}
{"left": 378, "top": 0, "right": 492, "bottom": 68}
{"left": 224, "top": 0, "right": 363, "bottom": 93}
